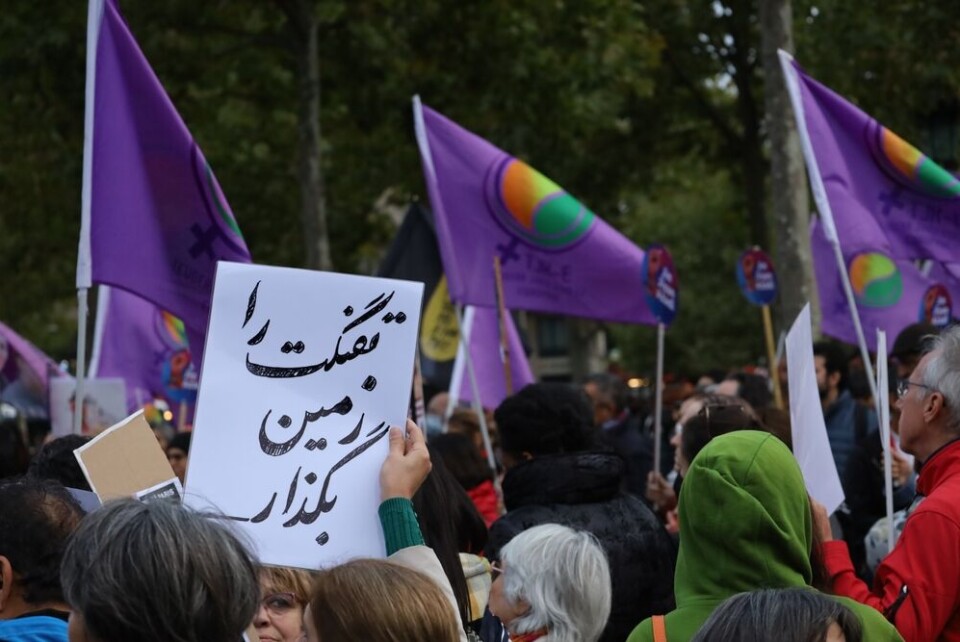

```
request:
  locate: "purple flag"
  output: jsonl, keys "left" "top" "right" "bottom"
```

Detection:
{"left": 450, "top": 306, "right": 534, "bottom": 410}
{"left": 811, "top": 219, "right": 959, "bottom": 350}
{"left": 89, "top": 286, "right": 198, "bottom": 417}
{"left": 784, "top": 54, "right": 960, "bottom": 261}
{"left": 79, "top": 0, "right": 250, "bottom": 362}
{"left": 0, "top": 322, "right": 62, "bottom": 418}
{"left": 414, "top": 99, "right": 656, "bottom": 325}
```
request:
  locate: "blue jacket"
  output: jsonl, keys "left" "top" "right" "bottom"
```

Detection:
{"left": 0, "top": 613, "right": 69, "bottom": 642}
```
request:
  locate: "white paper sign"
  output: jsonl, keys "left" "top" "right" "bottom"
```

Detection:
{"left": 49, "top": 377, "right": 127, "bottom": 437}
{"left": 786, "top": 304, "right": 845, "bottom": 515}
{"left": 185, "top": 263, "right": 423, "bottom": 569}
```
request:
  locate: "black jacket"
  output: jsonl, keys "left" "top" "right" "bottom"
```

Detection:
{"left": 486, "top": 452, "right": 677, "bottom": 642}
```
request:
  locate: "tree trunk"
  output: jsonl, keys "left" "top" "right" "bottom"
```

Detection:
{"left": 760, "top": 0, "right": 818, "bottom": 333}
{"left": 292, "top": 3, "right": 332, "bottom": 271}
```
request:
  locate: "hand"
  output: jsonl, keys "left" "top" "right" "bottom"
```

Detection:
{"left": 810, "top": 497, "right": 834, "bottom": 543}
{"left": 891, "top": 450, "right": 912, "bottom": 487}
{"left": 646, "top": 471, "right": 677, "bottom": 511}
{"left": 380, "top": 419, "right": 432, "bottom": 501}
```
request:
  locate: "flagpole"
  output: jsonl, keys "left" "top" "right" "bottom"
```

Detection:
{"left": 75, "top": 0, "right": 105, "bottom": 435}
{"left": 445, "top": 306, "right": 474, "bottom": 429}
{"left": 653, "top": 322, "right": 666, "bottom": 476}
{"left": 762, "top": 305, "right": 785, "bottom": 409}
{"left": 493, "top": 255, "right": 513, "bottom": 396}
{"left": 876, "top": 330, "right": 895, "bottom": 554}
{"left": 778, "top": 49, "right": 878, "bottom": 405}
{"left": 455, "top": 305, "right": 503, "bottom": 501}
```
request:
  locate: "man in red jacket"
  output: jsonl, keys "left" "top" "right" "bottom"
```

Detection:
{"left": 814, "top": 326, "right": 960, "bottom": 642}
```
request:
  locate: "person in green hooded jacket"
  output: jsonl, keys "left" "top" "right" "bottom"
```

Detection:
{"left": 627, "top": 430, "right": 902, "bottom": 642}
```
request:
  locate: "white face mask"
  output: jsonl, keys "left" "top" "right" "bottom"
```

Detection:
{"left": 424, "top": 413, "right": 444, "bottom": 436}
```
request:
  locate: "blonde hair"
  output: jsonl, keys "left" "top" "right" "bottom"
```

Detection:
{"left": 308, "top": 559, "right": 459, "bottom": 642}
{"left": 260, "top": 566, "right": 315, "bottom": 605}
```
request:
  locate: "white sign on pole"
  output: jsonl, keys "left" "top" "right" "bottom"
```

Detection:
{"left": 185, "top": 263, "right": 423, "bottom": 569}
{"left": 50, "top": 377, "right": 127, "bottom": 437}
{"left": 786, "top": 304, "right": 845, "bottom": 515}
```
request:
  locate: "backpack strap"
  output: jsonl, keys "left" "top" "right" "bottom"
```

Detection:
{"left": 652, "top": 615, "right": 668, "bottom": 642}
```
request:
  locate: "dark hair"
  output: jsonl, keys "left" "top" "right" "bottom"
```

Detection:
{"left": 0, "top": 416, "right": 28, "bottom": 479}
{"left": 429, "top": 433, "right": 492, "bottom": 490}
{"left": 724, "top": 372, "right": 773, "bottom": 410}
{"left": 494, "top": 383, "right": 595, "bottom": 456}
{"left": 891, "top": 322, "right": 939, "bottom": 368}
{"left": 813, "top": 342, "right": 849, "bottom": 391}
{"left": 412, "top": 449, "right": 488, "bottom": 626}
{"left": 167, "top": 431, "right": 192, "bottom": 454}
{"left": 0, "top": 477, "right": 84, "bottom": 604}
{"left": 61, "top": 499, "right": 259, "bottom": 642}
{"left": 584, "top": 372, "right": 628, "bottom": 413}
{"left": 691, "top": 587, "right": 862, "bottom": 642}
{"left": 28, "top": 435, "right": 92, "bottom": 491}
{"left": 680, "top": 403, "right": 762, "bottom": 467}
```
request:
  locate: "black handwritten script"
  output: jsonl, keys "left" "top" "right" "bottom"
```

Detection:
{"left": 229, "top": 284, "right": 409, "bottom": 546}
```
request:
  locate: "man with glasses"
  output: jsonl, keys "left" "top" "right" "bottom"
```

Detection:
{"left": 816, "top": 325, "right": 960, "bottom": 641}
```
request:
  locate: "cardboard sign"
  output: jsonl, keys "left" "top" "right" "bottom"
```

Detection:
{"left": 786, "top": 304, "right": 844, "bottom": 514}
{"left": 736, "top": 248, "right": 778, "bottom": 306}
{"left": 642, "top": 244, "right": 678, "bottom": 325}
{"left": 185, "top": 263, "right": 424, "bottom": 569}
{"left": 49, "top": 377, "right": 127, "bottom": 437}
{"left": 74, "top": 410, "right": 181, "bottom": 503}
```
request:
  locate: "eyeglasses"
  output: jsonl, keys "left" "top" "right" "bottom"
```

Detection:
{"left": 260, "top": 592, "right": 299, "bottom": 617}
{"left": 490, "top": 561, "right": 503, "bottom": 581}
{"left": 896, "top": 379, "right": 935, "bottom": 398}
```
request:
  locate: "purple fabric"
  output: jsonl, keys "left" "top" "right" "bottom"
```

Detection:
{"left": 0, "top": 322, "right": 61, "bottom": 390}
{"left": 89, "top": 0, "right": 250, "bottom": 363}
{"left": 458, "top": 307, "right": 534, "bottom": 409}
{"left": 811, "top": 219, "right": 960, "bottom": 350}
{"left": 91, "top": 288, "right": 198, "bottom": 417}
{"left": 418, "top": 104, "right": 655, "bottom": 324}
{"left": 793, "top": 59, "right": 960, "bottom": 261}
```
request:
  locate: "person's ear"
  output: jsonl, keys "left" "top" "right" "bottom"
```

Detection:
{"left": 0, "top": 555, "right": 14, "bottom": 612}
{"left": 923, "top": 391, "right": 945, "bottom": 424}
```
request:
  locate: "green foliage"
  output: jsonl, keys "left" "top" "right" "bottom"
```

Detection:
{"left": 610, "top": 155, "right": 765, "bottom": 376}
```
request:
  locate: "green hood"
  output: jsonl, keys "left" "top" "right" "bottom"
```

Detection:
{"left": 628, "top": 431, "right": 902, "bottom": 642}
{"left": 676, "top": 430, "right": 812, "bottom": 605}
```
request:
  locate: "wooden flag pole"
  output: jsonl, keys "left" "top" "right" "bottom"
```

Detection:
{"left": 762, "top": 304, "right": 785, "bottom": 409}
{"left": 178, "top": 400, "right": 187, "bottom": 433}
{"left": 493, "top": 255, "right": 513, "bottom": 396}
{"left": 653, "top": 322, "right": 666, "bottom": 476}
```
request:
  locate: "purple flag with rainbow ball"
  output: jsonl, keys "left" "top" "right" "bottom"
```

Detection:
{"left": 413, "top": 98, "right": 656, "bottom": 325}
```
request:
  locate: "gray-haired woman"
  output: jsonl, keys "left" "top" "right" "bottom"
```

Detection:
{"left": 488, "top": 523, "right": 612, "bottom": 642}
{"left": 60, "top": 499, "right": 259, "bottom": 642}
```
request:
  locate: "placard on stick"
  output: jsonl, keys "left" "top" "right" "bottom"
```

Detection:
{"left": 74, "top": 410, "right": 181, "bottom": 503}
{"left": 185, "top": 263, "right": 424, "bottom": 569}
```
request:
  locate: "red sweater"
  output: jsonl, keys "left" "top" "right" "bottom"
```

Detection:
{"left": 467, "top": 479, "right": 500, "bottom": 527}
{"left": 823, "top": 438, "right": 960, "bottom": 642}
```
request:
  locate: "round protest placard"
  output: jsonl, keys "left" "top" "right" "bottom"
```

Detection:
{"left": 920, "top": 283, "right": 953, "bottom": 328}
{"left": 736, "top": 248, "right": 778, "bottom": 306}
{"left": 643, "top": 244, "right": 679, "bottom": 325}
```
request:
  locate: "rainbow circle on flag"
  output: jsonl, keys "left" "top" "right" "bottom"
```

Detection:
{"left": 643, "top": 244, "right": 679, "bottom": 325}
{"left": 920, "top": 283, "right": 953, "bottom": 328}
{"left": 486, "top": 156, "right": 596, "bottom": 250}
{"left": 154, "top": 311, "right": 198, "bottom": 404}
{"left": 736, "top": 248, "right": 778, "bottom": 306}
{"left": 867, "top": 122, "right": 960, "bottom": 199}
{"left": 848, "top": 252, "right": 903, "bottom": 308}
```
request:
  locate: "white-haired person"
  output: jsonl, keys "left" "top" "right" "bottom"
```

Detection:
{"left": 487, "top": 523, "right": 612, "bottom": 642}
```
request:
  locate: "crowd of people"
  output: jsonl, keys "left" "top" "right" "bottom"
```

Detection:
{"left": 1, "top": 320, "right": 959, "bottom": 641}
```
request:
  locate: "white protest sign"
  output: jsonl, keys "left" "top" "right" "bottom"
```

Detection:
{"left": 786, "top": 304, "right": 845, "bottom": 515}
{"left": 185, "top": 263, "right": 423, "bottom": 569}
{"left": 50, "top": 377, "right": 127, "bottom": 437}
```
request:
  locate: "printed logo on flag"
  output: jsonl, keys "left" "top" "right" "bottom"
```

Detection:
{"left": 920, "top": 284, "right": 953, "bottom": 328}
{"left": 849, "top": 252, "right": 903, "bottom": 307}
{"left": 188, "top": 144, "right": 247, "bottom": 261}
{"left": 485, "top": 156, "right": 596, "bottom": 250}
{"left": 643, "top": 244, "right": 678, "bottom": 325}
{"left": 867, "top": 123, "right": 960, "bottom": 199}
{"left": 736, "top": 249, "right": 778, "bottom": 306}
{"left": 156, "top": 311, "right": 198, "bottom": 405}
